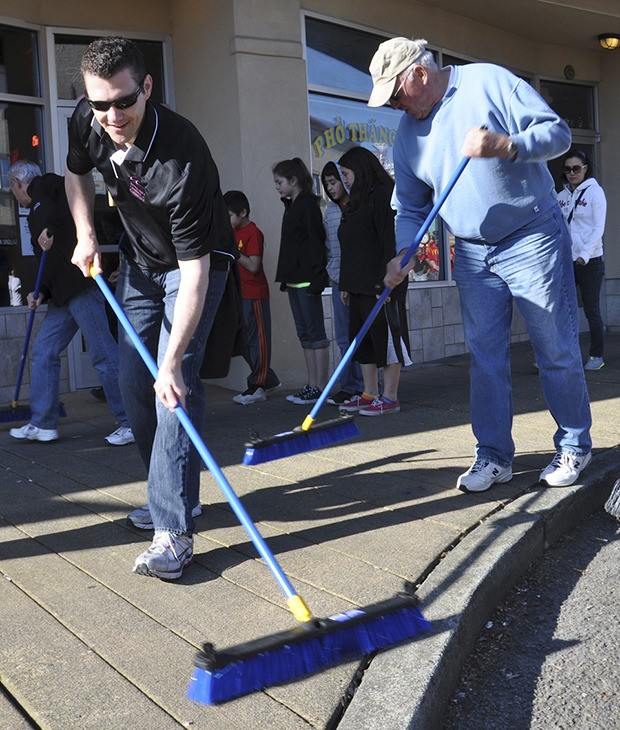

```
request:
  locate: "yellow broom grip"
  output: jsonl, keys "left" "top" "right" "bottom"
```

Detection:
{"left": 301, "top": 415, "right": 315, "bottom": 431}
{"left": 287, "top": 595, "right": 313, "bottom": 623}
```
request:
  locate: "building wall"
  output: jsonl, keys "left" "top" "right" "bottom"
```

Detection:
{"left": 1, "top": 1, "right": 617, "bottom": 400}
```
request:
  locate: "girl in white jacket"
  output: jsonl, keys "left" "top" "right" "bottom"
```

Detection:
{"left": 556, "top": 149, "right": 607, "bottom": 370}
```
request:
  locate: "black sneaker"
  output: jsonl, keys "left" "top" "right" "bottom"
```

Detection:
{"left": 326, "top": 390, "right": 355, "bottom": 406}
{"left": 291, "top": 386, "right": 322, "bottom": 405}
{"left": 287, "top": 385, "right": 310, "bottom": 402}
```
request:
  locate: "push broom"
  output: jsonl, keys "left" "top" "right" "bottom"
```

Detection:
{"left": 244, "top": 155, "right": 471, "bottom": 466}
{"left": 91, "top": 268, "right": 431, "bottom": 705}
{"left": 1, "top": 246, "right": 66, "bottom": 423}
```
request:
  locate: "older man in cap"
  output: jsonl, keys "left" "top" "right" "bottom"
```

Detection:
{"left": 375, "top": 37, "right": 592, "bottom": 493}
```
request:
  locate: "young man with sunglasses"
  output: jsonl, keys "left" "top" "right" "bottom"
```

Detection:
{"left": 373, "top": 37, "right": 593, "bottom": 493}
{"left": 65, "top": 37, "right": 236, "bottom": 579}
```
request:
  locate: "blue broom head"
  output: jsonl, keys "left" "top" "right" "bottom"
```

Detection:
{"left": 243, "top": 415, "right": 360, "bottom": 466}
{"left": 187, "top": 587, "right": 431, "bottom": 705}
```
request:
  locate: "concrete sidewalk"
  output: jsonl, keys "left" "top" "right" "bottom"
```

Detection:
{"left": 0, "top": 335, "right": 618, "bottom": 729}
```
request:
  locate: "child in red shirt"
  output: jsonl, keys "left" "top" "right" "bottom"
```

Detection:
{"left": 224, "top": 190, "right": 280, "bottom": 405}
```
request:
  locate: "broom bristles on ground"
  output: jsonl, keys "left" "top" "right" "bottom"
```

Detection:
{"left": 187, "top": 590, "right": 431, "bottom": 705}
{"left": 604, "top": 479, "right": 620, "bottom": 517}
{"left": 243, "top": 416, "right": 360, "bottom": 466}
{"left": 0, "top": 402, "right": 66, "bottom": 424}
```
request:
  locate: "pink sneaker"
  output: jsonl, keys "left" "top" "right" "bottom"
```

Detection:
{"left": 338, "top": 394, "right": 375, "bottom": 412}
{"left": 359, "top": 396, "right": 401, "bottom": 416}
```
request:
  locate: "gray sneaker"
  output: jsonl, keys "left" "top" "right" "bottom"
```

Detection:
{"left": 9, "top": 423, "right": 58, "bottom": 442}
{"left": 132, "top": 531, "right": 193, "bottom": 579}
{"left": 584, "top": 356, "right": 604, "bottom": 371}
{"left": 127, "top": 502, "right": 202, "bottom": 530}
{"left": 105, "top": 426, "right": 135, "bottom": 446}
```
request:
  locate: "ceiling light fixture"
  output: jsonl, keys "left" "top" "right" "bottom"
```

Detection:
{"left": 598, "top": 34, "right": 620, "bottom": 50}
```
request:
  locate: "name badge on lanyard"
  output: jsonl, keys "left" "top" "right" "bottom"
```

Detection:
{"left": 129, "top": 175, "right": 147, "bottom": 203}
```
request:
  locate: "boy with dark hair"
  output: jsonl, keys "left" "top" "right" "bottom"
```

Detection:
{"left": 224, "top": 190, "right": 280, "bottom": 405}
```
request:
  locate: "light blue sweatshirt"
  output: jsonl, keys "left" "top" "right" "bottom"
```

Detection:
{"left": 392, "top": 63, "right": 571, "bottom": 249}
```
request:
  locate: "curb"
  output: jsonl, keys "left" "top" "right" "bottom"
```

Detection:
{"left": 338, "top": 446, "right": 620, "bottom": 730}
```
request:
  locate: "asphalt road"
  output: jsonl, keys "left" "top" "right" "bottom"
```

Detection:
{"left": 442, "top": 508, "right": 620, "bottom": 730}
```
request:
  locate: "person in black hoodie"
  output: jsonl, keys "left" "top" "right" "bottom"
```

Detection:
{"left": 336, "top": 146, "right": 411, "bottom": 417}
{"left": 273, "top": 157, "right": 329, "bottom": 405}
{"left": 8, "top": 160, "right": 132, "bottom": 445}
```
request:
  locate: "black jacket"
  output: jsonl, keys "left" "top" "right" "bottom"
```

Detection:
{"left": 275, "top": 193, "right": 327, "bottom": 294}
{"left": 338, "top": 183, "right": 406, "bottom": 301}
{"left": 27, "top": 174, "right": 94, "bottom": 306}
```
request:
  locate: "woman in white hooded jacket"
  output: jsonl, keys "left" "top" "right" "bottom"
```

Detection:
{"left": 556, "top": 148, "right": 607, "bottom": 370}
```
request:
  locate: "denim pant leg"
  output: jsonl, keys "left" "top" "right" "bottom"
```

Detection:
{"left": 456, "top": 209, "right": 591, "bottom": 460}
{"left": 29, "top": 303, "right": 79, "bottom": 429}
{"left": 287, "top": 288, "right": 329, "bottom": 349}
{"left": 331, "top": 283, "right": 363, "bottom": 394}
{"left": 67, "top": 288, "right": 128, "bottom": 426}
{"left": 575, "top": 258, "right": 605, "bottom": 358}
{"left": 116, "top": 260, "right": 228, "bottom": 535}
{"left": 453, "top": 244, "right": 515, "bottom": 467}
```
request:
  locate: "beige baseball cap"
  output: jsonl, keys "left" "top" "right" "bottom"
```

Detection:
{"left": 368, "top": 37, "right": 428, "bottom": 107}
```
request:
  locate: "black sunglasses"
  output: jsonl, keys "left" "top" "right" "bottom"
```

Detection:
{"left": 86, "top": 82, "right": 144, "bottom": 112}
{"left": 563, "top": 165, "right": 586, "bottom": 174}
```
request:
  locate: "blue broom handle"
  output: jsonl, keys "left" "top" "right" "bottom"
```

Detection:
{"left": 306, "top": 156, "right": 470, "bottom": 424}
{"left": 91, "top": 270, "right": 302, "bottom": 605}
{"left": 13, "top": 250, "right": 48, "bottom": 405}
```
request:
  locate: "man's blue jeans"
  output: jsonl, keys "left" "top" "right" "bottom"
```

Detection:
{"left": 453, "top": 207, "right": 592, "bottom": 467}
{"left": 115, "top": 259, "right": 228, "bottom": 535}
{"left": 30, "top": 287, "right": 127, "bottom": 430}
{"left": 331, "top": 281, "right": 363, "bottom": 394}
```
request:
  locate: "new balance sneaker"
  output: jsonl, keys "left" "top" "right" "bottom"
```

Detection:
{"left": 132, "top": 531, "right": 193, "bottom": 580}
{"left": 339, "top": 394, "right": 375, "bottom": 412}
{"left": 105, "top": 426, "right": 135, "bottom": 446}
{"left": 287, "top": 385, "right": 311, "bottom": 402}
{"left": 233, "top": 386, "right": 266, "bottom": 406}
{"left": 540, "top": 451, "right": 592, "bottom": 487}
{"left": 127, "top": 502, "right": 203, "bottom": 530}
{"left": 457, "top": 458, "right": 513, "bottom": 493}
{"left": 359, "top": 396, "right": 401, "bottom": 416}
{"left": 9, "top": 423, "right": 58, "bottom": 442}
{"left": 291, "top": 386, "right": 322, "bottom": 405}
{"left": 327, "top": 390, "right": 356, "bottom": 406}
{"left": 584, "top": 357, "right": 604, "bottom": 371}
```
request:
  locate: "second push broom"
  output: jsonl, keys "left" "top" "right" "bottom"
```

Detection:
{"left": 244, "top": 155, "right": 471, "bottom": 466}
{"left": 91, "top": 268, "right": 431, "bottom": 705}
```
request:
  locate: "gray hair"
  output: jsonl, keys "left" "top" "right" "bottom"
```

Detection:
{"left": 8, "top": 160, "right": 42, "bottom": 185}
{"left": 415, "top": 50, "right": 439, "bottom": 70}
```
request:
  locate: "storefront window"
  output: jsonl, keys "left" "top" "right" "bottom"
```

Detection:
{"left": 54, "top": 35, "right": 165, "bottom": 103}
{"left": 305, "top": 16, "right": 449, "bottom": 284}
{"left": 0, "top": 26, "right": 44, "bottom": 306}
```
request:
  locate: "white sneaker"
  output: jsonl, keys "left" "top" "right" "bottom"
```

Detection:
{"left": 127, "top": 502, "right": 203, "bottom": 530}
{"left": 105, "top": 426, "right": 135, "bottom": 446}
{"left": 9, "top": 423, "right": 58, "bottom": 442}
{"left": 457, "top": 458, "right": 513, "bottom": 493}
{"left": 232, "top": 387, "right": 266, "bottom": 405}
{"left": 540, "top": 451, "right": 592, "bottom": 487}
{"left": 132, "top": 531, "right": 193, "bottom": 580}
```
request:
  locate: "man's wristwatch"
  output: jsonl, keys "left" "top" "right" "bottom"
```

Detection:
{"left": 507, "top": 138, "right": 518, "bottom": 161}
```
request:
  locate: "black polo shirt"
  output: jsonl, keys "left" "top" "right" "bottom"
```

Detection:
{"left": 66, "top": 98, "right": 236, "bottom": 271}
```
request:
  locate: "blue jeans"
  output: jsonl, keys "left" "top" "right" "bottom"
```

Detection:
{"left": 30, "top": 287, "right": 127, "bottom": 430}
{"left": 453, "top": 207, "right": 592, "bottom": 466}
{"left": 331, "top": 282, "right": 363, "bottom": 394}
{"left": 115, "top": 259, "right": 228, "bottom": 535}
{"left": 287, "top": 287, "right": 329, "bottom": 349}
{"left": 574, "top": 257, "right": 605, "bottom": 358}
